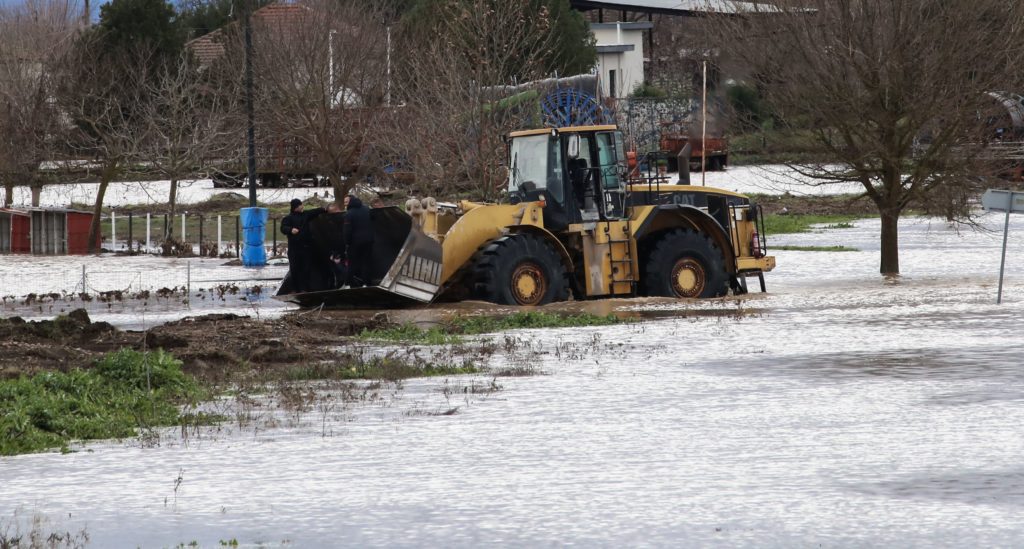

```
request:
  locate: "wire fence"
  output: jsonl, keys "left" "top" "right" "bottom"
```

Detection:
{"left": 0, "top": 259, "right": 288, "bottom": 317}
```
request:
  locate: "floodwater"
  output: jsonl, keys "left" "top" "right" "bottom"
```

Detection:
{"left": 0, "top": 254, "right": 293, "bottom": 329}
{"left": 4, "top": 212, "right": 1024, "bottom": 547}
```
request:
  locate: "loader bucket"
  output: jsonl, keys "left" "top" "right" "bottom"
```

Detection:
{"left": 274, "top": 206, "right": 444, "bottom": 309}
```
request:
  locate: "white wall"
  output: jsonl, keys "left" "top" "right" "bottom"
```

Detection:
{"left": 591, "top": 24, "right": 647, "bottom": 99}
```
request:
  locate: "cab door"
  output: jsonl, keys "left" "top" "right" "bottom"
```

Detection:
{"left": 594, "top": 131, "right": 628, "bottom": 220}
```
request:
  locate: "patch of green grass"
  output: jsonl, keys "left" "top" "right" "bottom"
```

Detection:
{"left": 773, "top": 245, "right": 859, "bottom": 252}
{"left": 0, "top": 349, "right": 208, "bottom": 456}
{"left": 359, "top": 312, "right": 622, "bottom": 345}
{"left": 448, "top": 311, "right": 621, "bottom": 334}
{"left": 281, "top": 354, "right": 479, "bottom": 382}
{"left": 357, "top": 323, "right": 460, "bottom": 345}
{"left": 763, "top": 214, "right": 865, "bottom": 235}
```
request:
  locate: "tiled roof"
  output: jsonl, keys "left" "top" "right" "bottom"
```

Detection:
{"left": 185, "top": 1, "right": 311, "bottom": 66}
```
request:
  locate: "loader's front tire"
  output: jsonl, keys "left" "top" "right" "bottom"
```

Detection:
{"left": 473, "top": 233, "right": 569, "bottom": 306}
{"left": 643, "top": 229, "right": 728, "bottom": 298}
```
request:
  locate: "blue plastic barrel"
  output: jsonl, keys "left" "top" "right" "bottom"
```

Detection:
{"left": 240, "top": 207, "right": 268, "bottom": 267}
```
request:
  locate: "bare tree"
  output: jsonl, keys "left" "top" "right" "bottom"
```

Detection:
{"left": 382, "top": 0, "right": 568, "bottom": 199}
{"left": 56, "top": 38, "right": 150, "bottom": 252}
{"left": 0, "top": 1, "right": 81, "bottom": 207}
{"left": 138, "top": 53, "right": 240, "bottom": 241}
{"left": 212, "top": 0, "right": 390, "bottom": 200}
{"left": 711, "top": 0, "right": 1024, "bottom": 274}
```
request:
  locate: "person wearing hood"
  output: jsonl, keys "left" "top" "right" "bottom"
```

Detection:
{"left": 342, "top": 194, "right": 375, "bottom": 287}
{"left": 281, "top": 198, "right": 325, "bottom": 292}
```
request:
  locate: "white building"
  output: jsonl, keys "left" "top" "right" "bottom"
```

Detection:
{"left": 590, "top": 21, "right": 653, "bottom": 99}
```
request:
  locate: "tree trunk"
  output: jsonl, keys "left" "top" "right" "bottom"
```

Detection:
{"left": 3, "top": 182, "right": 12, "bottom": 207}
{"left": 87, "top": 160, "right": 118, "bottom": 254}
{"left": 30, "top": 185, "right": 41, "bottom": 207}
{"left": 165, "top": 178, "right": 178, "bottom": 241}
{"left": 879, "top": 210, "right": 900, "bottom": 274}
{"left": 329, "top": 174, "right": 349, "bottom": 202}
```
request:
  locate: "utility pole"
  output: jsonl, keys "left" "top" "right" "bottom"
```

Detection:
{"left": 244, "top": 2, "right": 257, "bottom": 207}
{"left": 240, "top": 0, "right": 267, "bottom": 267}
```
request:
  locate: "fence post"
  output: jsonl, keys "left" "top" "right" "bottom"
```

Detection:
{"left": 199, "top": 215, "right": 204, "bottom": 255}
{"left": 81, "top": 264, "right": 86, "bottom": 294}
{"left": 272, "top": 218, "right": 277, "bottom": 256}
{"left": 127, "top": 213, "right": 133, "bottom": 253}
{"left": 235, "top": 215, "right": 240, "bottom": 258}
{"left": 146, "top": 213, "right": 151, "bottom": 253}
{"left": 186, "top": 260, "right": 191, "bottom": 309}
{"left": 181, "top": 213, "right": 186, "bottom": 244}
{"left": 163, "top": 214, "right": 168, "bottom": 241}
{"left": 217, "top": 215, "right": 222, "bottom": 257}
{"left": 111, "top": 209, "right": 116, "bottom": 251}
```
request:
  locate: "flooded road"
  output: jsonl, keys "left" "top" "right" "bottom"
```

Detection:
{"left": 4, "top": 212, "right": 1024, "bottom": 547}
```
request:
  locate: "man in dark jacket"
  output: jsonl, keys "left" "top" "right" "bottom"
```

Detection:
{"left": 281, "top": 198, "right": 324, "bottom": 292}
{"left": 342, "top": 195, "right": 375, "bottom": 287}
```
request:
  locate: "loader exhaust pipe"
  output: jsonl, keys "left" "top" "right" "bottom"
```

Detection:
{"left": 678, "top": 143, "right": 692, "bottom": 186}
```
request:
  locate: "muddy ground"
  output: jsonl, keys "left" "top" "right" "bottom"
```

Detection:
{"left": 0, "top": 308, "right": 388, "bottom": 382}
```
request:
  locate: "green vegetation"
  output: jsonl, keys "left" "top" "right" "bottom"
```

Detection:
{"left": 763, "top": 213, "right": 865, "bottom": 235}
{"left": 402, "top": 0, "right": 596, "bottom": 79}
{"left": 0, "top": 349, "right": 208, "bottom": 456}
{"left": 630, "top": 82, "right": 668, "bottom": 99}
{"left": 773, "top": 245, "right": 859, "bottom": 252}
{"left": 96, "top": 0, "right": 183, "bottom": 60}
{"left": 729, "top": 128, "right": 834, "bottom": 165}
{"left": 358, "top": 323, "right": 461, "bottom": 345}
{"left": 281, "top": 355, "right": 480, "bottom": 383}
{"left": 84, "top": 194, "right": 317, "bottom": 251}
{"left": 359, "top": 311, "right": 622, "bottom": 345}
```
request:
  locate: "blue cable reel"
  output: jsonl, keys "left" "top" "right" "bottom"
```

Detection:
{"left": 541, "top": 88, "right": 615, "bottom": 128}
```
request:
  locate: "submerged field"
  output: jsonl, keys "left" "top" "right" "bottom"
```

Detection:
{"left": 3, "top": 211, "right": 1024, "bottom": 546}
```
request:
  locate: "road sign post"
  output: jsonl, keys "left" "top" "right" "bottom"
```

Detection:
{"left": 981, "top": 189, "right": 1024, "bottom": 303}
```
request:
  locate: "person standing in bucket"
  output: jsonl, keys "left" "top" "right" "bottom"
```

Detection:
{"left": 281, "top": 198, "right": 323, "bottom": 292}
{"left": 343, "top": 194, "right": 374, "bottom": 287}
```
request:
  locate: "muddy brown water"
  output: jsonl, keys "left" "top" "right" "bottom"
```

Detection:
{"left": 3, "top": 214, "right": 1024, "bottom": 547}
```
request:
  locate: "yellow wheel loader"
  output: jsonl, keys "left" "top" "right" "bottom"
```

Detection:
{"left": 275, "top": 125, "right": 774, "bottom": 308}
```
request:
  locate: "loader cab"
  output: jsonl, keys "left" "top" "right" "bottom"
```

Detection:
{"left": 508, "top": 125, "right": 628, "bottom": 229}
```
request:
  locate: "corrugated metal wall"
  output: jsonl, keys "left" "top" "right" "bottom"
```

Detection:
{"left": 30, "top": 210, "right": 67, "bottom": 255}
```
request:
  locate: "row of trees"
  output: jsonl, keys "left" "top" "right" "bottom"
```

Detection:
{"left": 0, "top": 0, "right": 596, "bottom": 251}
{"left": 5, "top": 0, "right": 1024, "bottom": 273}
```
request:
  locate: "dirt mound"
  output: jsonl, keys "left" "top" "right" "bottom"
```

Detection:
{"left": 0, "top": 310, "right": 389, "bottom": 382}
{"left": 188, "top": 192, "right": 250, "bottom": 214}
{"left": 0, "top": 309, "right": 132, "bottom": 379}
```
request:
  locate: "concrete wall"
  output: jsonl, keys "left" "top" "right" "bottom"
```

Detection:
{"left": 591, "top": 23, "right": 650, "bottom": 99}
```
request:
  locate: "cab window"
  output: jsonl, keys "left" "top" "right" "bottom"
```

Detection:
{"left": 508, "top": 134, "right": 564, "bottom": 203}
{"left": 595, "top": 131, "right": 623, "bottom": 190}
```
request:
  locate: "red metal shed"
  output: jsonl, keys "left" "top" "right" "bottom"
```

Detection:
{"left": 0, "top": 208, "right": 30, "bottom": 253}
{"left": 0, "top": 208, "right": 98, "bottom": 255}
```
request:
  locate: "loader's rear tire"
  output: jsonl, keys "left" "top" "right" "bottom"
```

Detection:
{"left": 643, "top": 228, "right": 728, "bottom": 298}
{"left": 473, "top": 233, "right": 569, "bottom": 306}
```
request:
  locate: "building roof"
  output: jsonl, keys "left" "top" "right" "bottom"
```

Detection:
{"left": 186, "top": 1, "right": 311, "bottom": 66}
{"left": 571, "top": 0, "right": 777, "bottom": 16}
{"left": 0, "top": 207, "right": 94, "bottom": 215}
{"left": 596, "top": 44, "right": 636, "bottom": 53}
{"left": 590, "top": 22, "right": 655, "bottom": 30}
